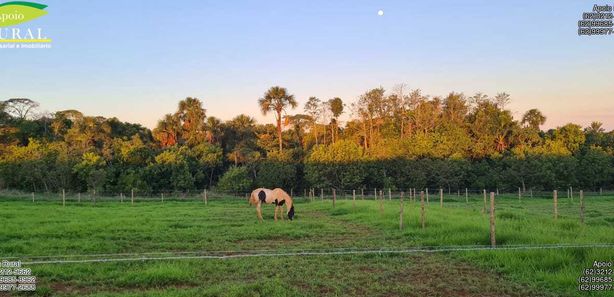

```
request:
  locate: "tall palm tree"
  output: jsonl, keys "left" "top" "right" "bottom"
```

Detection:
{"left": 258, "top": 86, "right": 297, "bottom": 152}
{"left": 521, "top": 109, "right": 546, "bottom": 130}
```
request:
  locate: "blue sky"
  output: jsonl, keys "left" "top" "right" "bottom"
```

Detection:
{"left": 1, "top": 0, "right": 613, "bottom": 129}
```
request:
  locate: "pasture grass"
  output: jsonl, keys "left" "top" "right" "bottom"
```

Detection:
{"left": 0, "top": 193, "right": 612, "bottom": 296}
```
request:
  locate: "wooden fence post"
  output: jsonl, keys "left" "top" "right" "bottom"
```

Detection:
{"left": 580, "top": 190, "right": 584, "bottom": 224}
{"left": 78, "top": 192, "right": 81, "bottom": 203}
{"left": 379, "top": 190, "right": 384, "bottom": 214}
{"left": 553, "top": 190, "right": 558, "bottom": 220}
{"left": 426, "top": 188, "right": 429, "bottom": 205}
{"left": 321, "top": 188, "right": 324, "bottom": 201}
{"left": 388, "top": 188, "right": 391, "bottom": 200}
{"left": 204, "top": 189, "right": 208, "bottom": 205}
{"left": 161, "top": 193, "right": 164, "bottom": 202}
{"left": 600, "top": 187, "right": 603, "bottom": 196}
{"left": 420, "top": 191, "right": 425, "bottom": 229}
{"left": 352, "top": 190, "right": 356, "bottom": 209}
{"left": 332, "top": 188, "right": 336, "bottom": 208}
{"left": 93, "top": 190, "right": 96, "bottom": 205}
{"left": 530, "top": 189, "right": 533, "bottom": 198}
{"left": 374, "top": 188, "right": 377, "bottom": 200}
{"left": 482, "top": 189, "right": 487, "bottom": 214}
{"left": 32, "top": 192, "right": 34, "bottom": 203}
{"left": 518, "top": 187, "right": 521, "bottom": 201}
{"left": 490, "top": 192, "right": 496, "bottom": 248}
{"left": 440, "top": 188, "right": 443, "bottom": 208}
{"left": 62, "top": 189, "right": 65, "bottom": 207}
{"left": 291, "top": 188, "right": 293, "bottom": 197}
{"left": 465, "top": 188, "right": 468, "bottom": 203}
{"left": 131, "top": 189, "right": 134, "bottom": 205}
{"left": 361, "top": 188, "right": 364, "bottom": 200}
{"left": 399, "top": 192, "right": 404, "bottom": 230}
{"left": 570, "top": 186, "right": 574, "bottom": 202}
{"left": 496, "top": 188, "right": 499, "bottom": 196}
{"left": 120, "top": 192, "right": 123, "bottom": 203}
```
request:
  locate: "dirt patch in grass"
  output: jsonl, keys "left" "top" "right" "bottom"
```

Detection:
{"left": 394, "top": 254, "right": 556, "bottom": 297}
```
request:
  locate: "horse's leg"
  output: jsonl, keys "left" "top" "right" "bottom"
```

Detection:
{"left": 274, "top": 205, "right": 278, "bottom": 222}
{"left": 280, "top": 204, "right": 285, "bottom": 221}
{"left": 256, "top": 203, "right": 263, "bottom": 222}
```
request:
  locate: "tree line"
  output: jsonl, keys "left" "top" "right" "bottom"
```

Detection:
{"left": 1, "top": 86, "right": 613, "bottom": 195}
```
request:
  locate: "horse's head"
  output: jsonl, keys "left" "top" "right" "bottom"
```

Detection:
{"left": 288, "top": 205, "right": 295, "bottom": 220}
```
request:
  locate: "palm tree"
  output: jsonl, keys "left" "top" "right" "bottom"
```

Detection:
{"left": 521, "top": 109, "right": 546, "bottom": 130}
{"left": 586, "top": 121, "right": 605, "bottom": 134}
{"left": 258, "top": 86, "right": 297, "bottom": 152}
{"left": 205, "top": 116, "right": 222, "bottom": 144}
{"left": 153, "top": 114, "right": 180, "bottom": 147}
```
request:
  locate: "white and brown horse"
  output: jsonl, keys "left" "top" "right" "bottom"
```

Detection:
{"left": 249, "top": 188, "right": 295, "bottom": 222}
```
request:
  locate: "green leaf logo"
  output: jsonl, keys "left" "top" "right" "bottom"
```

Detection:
{"left": 0, "top": 2, "right": 48, "bottom": 27}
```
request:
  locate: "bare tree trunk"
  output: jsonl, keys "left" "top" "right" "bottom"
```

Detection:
{"left": 362, "top": 121, "right": 368, "bottom": 149}
{"left": 276, "top": 112, "right": 282, "bottom": 152}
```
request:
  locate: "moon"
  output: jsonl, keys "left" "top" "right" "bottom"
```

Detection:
{"left": 378, "top": 10, "right": 384, "bottom": 16}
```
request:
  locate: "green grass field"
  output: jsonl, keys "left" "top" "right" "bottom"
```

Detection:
{"left": 0, "top": 193, "right": 613, "bottom": 296}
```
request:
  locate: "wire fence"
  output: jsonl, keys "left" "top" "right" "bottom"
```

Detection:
{"left": 10, "top": 243, "right": 614, "bottom": 265}
{"left": 0, "top": 187, "right": 612, "bottom": 203}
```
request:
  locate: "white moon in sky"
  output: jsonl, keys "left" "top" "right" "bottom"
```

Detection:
{"left": 378, "top": 10, "right": 384, "bottom": 16}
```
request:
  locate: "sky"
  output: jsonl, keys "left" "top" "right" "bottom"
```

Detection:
{"left": 1, "top": 0, "right": 613, "bottom": 130}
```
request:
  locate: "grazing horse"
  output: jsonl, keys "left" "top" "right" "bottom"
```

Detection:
{"left": 249, "top": 188, "right": 295, "bottom": 222}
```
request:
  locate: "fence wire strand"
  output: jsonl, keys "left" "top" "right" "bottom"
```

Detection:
{"left": 14, "top": 243, "right": 614, "bottom": 265}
